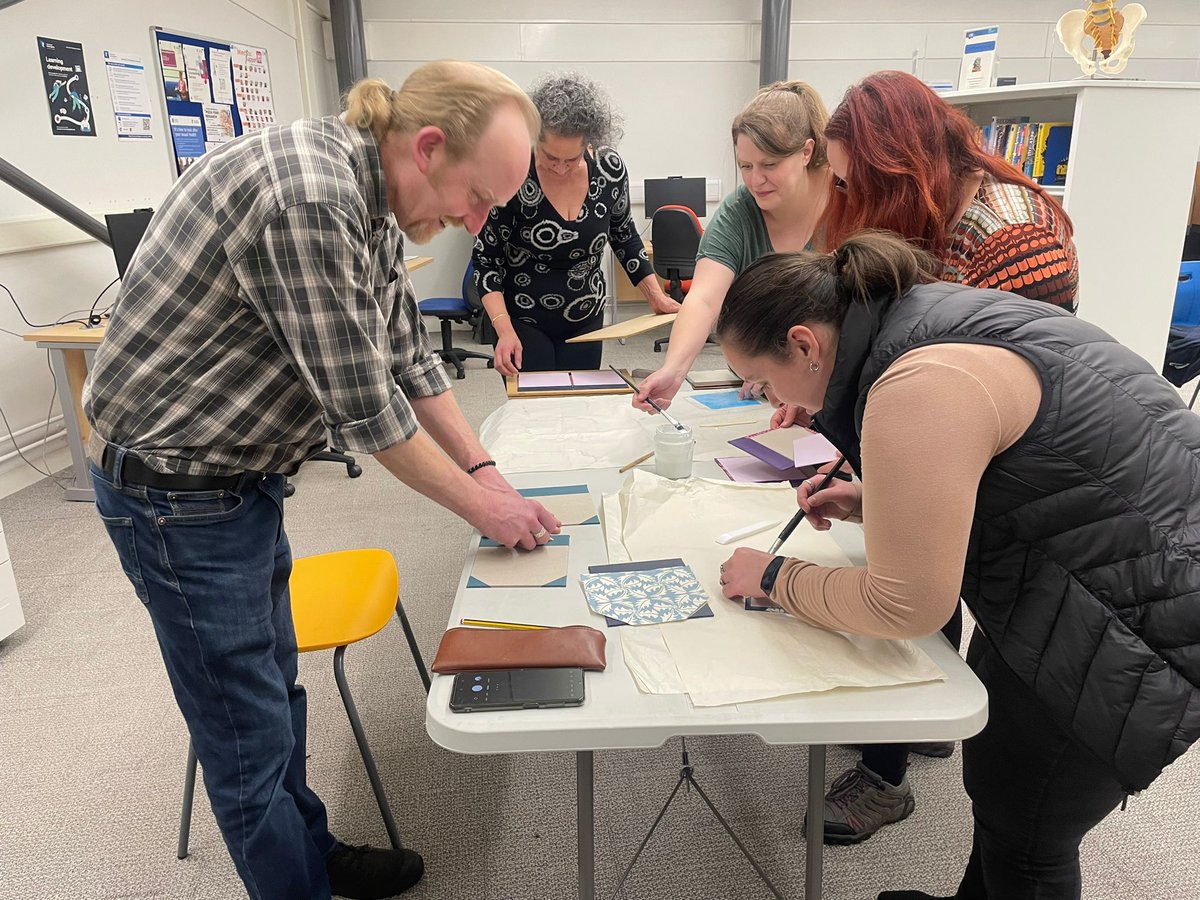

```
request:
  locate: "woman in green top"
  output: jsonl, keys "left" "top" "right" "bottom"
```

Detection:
{"left": 633, "top": 80, "right": 831, "bottom": 411}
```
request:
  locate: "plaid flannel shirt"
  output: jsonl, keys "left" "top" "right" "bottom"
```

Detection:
{"left": 84, "top": 116, "right": 451, "bottom": 476}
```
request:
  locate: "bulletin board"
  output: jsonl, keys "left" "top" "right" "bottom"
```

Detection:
{"left": 151, "top": 26, "right": 276, "bottom": 177}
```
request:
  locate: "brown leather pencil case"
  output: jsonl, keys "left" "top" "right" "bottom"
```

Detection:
{"left": 431, "top": 625, "right": 607, "bottom": 674}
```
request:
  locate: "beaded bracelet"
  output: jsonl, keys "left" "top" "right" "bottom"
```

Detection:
{"left": 466, "top": 459, "right": 497, "bottom": 475}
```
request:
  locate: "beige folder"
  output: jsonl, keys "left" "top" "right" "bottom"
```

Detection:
{"left": 564, "top": 313, "right": 677, "bottom": 343}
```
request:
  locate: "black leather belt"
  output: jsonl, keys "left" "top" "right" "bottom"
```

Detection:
{"left": 101, "top": 446, "right": 243, "bottom": 492}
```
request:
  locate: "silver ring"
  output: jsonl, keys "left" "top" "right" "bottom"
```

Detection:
{"left": 533, "top": 527, "right": 548, "bottom": 539}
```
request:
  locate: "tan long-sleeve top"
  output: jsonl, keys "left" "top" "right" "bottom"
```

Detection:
{"left": 771, "top": 343, "right": 1042, "bottom": 639}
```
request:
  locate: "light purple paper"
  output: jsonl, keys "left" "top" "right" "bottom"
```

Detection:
{"left": 518, "top": 372, "right": 573, "bottom": 389}
{"left": 716, "top": 456, "right": 811, "bottom": 483}
{"left": 568, "top": 370, "right": 628, "bottom": 387}
{"left": 792, "top": 432, "right": 838, "bottom": 467}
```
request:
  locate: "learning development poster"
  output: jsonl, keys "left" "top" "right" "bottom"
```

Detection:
{"left": 37, "top": 36, "right": 96, "bottom": 136}
{"left": 152, "top": 27, "right": 272, "bottom": 177}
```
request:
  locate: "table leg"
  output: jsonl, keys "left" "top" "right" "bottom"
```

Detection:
{"left": 806, "top": 744, "right": 826, "bottom": 900}
{"left": 577, "top": 750, "right": 595, "bottom": 900}
{"left": 47, "top": 347, "right": 95, "bottom": 502}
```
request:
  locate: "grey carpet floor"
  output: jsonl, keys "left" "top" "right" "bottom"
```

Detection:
{"left": 1, "top": 315, "right": 1197, "bottom": 900}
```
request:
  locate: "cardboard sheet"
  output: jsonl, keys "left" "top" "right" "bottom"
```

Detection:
{"left": 605, "top": 471, "right": 944, "bottom": 705}
{"left": 467, "top": 535, "right": 570, "bottom": 588}
{"left": 686, "top": 368, "right": 742, "bottom": 389}
{"left": 507, "top": 369, "right": 634, "bottom": 399}
{"left": 518, "top": 484, "right": 598, "bottom": 526}
{"left": 564, "top": 312, "right": 676, "bottom": 343}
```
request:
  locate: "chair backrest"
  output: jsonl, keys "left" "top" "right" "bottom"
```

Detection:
{"left": 651, "top": 205, "right": 703, "bottom": 281}
{"left": 461, "top": 261, "right": 477, "bottom": 307}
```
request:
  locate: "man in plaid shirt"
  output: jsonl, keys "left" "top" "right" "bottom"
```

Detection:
{"left": 84, "top": 61, "right": 558, "bottom": 900}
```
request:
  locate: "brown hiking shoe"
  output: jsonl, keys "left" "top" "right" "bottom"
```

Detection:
{"left": 805, "top": 762, "right": 915, "bottom": 845}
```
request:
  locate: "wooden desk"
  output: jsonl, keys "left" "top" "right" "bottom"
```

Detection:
{"left": 23, "top": 256, "right": 434, "bottom": 501}
{"left": 22, "top": 323, "right": 104, "bottom": 501}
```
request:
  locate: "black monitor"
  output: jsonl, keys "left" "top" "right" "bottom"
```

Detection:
{"left": 105, "top": 208, "right": 154, "bottom": 278}
{"left": 644, "top": 176, "right": 706, "bottom": 218}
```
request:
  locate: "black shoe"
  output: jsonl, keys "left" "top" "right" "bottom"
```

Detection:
{"left": 909, "top": 741, "right": 955, "bottom": 758}
{"left": 326, "top": 843, "right": 424, "bottom": 899}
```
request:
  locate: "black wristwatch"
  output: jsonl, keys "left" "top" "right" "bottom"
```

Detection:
{"left": 759, "top": 555, "right": 786, "bottom": 597}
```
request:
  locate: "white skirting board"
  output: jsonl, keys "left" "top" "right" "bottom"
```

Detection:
{"left": 0, "top": 516, "right": 25, "bottom": 641}
{"left": 0, "top": 419, "right": 70, "bottom": 500}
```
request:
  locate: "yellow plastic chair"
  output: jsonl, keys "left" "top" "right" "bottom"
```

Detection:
{"left": 176, "top": 549, "right": 430, "bottom": 858}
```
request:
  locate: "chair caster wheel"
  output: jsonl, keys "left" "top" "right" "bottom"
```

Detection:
{"left": 283, "top": 482, "right": 296, "bottom": 498}
{"left": 347, "top": 464, "right": 363, "bottom": 478}
{"left": 455, "top": 369, "right": 466, "bottom": 380}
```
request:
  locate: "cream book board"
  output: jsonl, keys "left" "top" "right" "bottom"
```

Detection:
{"left": 0, "top": 513, "right": 25, "bottom": 641}
{"left": 565, "top": 313, "right": 676, "bottom": 343}
{"left": 940, "top": 81, "right": 1200, "bottom": 368}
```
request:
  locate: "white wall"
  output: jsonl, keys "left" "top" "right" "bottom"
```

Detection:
{"left": 2, "top": 0, "right": 1197, "bottom": 491}
{"left": 0, "top": 0, "right": 333, "bottom": 495}
{"left": 361, "top": 0, "right": 1200, "bottom": 297}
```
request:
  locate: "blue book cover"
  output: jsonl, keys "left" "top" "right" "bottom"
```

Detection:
{"left": 1039, "top": 125, "right": 1072, "bottom": 186}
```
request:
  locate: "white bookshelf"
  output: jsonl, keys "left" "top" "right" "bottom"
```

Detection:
{"left": 943, "top": 81, "right": 1200, "bottom": 368}
{"left": 0, "top": 513, "right": 24, "bottom": 642}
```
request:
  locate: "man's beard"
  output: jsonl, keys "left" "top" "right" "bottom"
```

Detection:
{"left": 404, "top": 215, "right": 464, "bottom": 245}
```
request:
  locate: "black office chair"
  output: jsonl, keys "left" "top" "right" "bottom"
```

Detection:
{"left": 418, "top": 262, "right": 494, "bottom": 379}
{"left": 651, "top": 205, "right": 704, "bottom": 352}
{"left": 282, "top": 446, "right": 362, "bottom": 498}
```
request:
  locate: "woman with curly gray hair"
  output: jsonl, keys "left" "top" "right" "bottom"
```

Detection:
{"left": 473, "top": 73, "right": 677, "bottom": 373}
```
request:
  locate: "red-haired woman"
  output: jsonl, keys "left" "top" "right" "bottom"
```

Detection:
{"left": 824, "top": 70, "right": 1077, "bottom": 305}
{"left": 801, "top": 70, "right": 1081, "bottom": 847}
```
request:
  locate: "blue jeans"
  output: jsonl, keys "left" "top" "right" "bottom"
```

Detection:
{"left": 92, "top": 451, "right": 336, "bottom": 900}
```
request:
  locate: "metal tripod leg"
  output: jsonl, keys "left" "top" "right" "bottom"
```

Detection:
{"left": 613, "top": 738, "right": 786, "bottom": 900}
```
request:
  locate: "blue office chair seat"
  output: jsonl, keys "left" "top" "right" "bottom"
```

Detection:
{"left": 417, "top": 263, "right": 493, "bottom": 379}
{"left": 418, "top": 296, "right": 473, "bottom": 316}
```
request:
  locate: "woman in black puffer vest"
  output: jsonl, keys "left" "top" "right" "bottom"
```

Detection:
{"left": 714, "top": 230, "right": 1200, "bottom": 900}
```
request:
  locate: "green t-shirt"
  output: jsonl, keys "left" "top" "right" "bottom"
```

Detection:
{"left": 697, "top": 185, "right": 774, "bottom": 277}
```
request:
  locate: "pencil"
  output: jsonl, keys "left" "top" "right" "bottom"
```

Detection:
{"left": 618, "top": 450, "right": 654, "bottom": 473}
{"left": 767, "top": 455, "right": 850, "bottom": 555}
{"left": 459, "top": 618, "right": 550, "bottom": 630}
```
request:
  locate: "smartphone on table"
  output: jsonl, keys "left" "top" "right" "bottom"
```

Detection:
{"left": 449, "top": 667, "right": 585, "bottom": 713}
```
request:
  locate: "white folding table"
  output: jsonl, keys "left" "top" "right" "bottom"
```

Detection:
{"left": 426, "top": 465, "right": 988, "bottom": 900}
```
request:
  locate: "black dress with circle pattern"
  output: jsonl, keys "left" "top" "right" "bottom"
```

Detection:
{"left": 472, "top": 147, "right": 654, "bottom": 361}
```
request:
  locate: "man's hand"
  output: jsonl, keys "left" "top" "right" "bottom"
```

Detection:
{"left": 472, "top": 491, "right": 561, "bottom": 551}
{"left": 719, "top": 547, "right": 776, "bottom": 601}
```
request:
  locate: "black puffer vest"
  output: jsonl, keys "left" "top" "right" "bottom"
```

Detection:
{"left": 812, "top": 281, "right": 1200, "bottom": 791}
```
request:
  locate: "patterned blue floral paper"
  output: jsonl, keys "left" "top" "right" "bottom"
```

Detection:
{"left": 580, "top": 565, "right": 709, "bottom": 625}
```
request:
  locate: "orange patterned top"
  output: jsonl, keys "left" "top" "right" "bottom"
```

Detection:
{"left": 943, "top": 175, "right": 1078, "bottom": 311}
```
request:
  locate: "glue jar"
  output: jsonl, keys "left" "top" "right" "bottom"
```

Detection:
{"left": 654, "top": 423, "right": 694, "bottom": 479}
